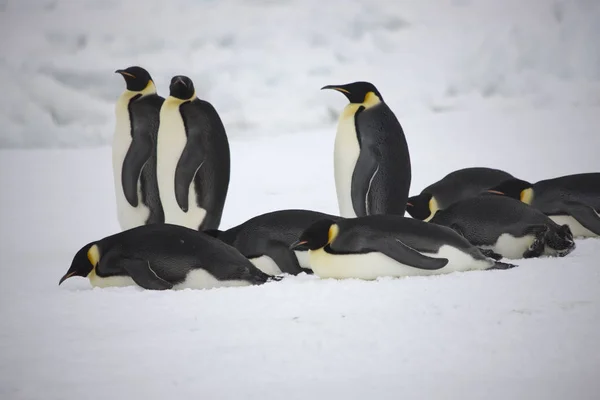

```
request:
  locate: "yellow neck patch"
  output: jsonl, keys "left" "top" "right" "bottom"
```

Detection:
{"left": 424, "top": 196, "right": 440, "bottom": 222}
{"left": 87, "top": 244, "right": 100, "bottom": 267}
{"left": 328, "top": 224, "right": 340, "bottom": 244}
{"left": 164, "top": 90, "right": 197, "bottom": 106}
{"left": 520, "top": 188, "right": 534, "bottom": 204}
{"left": 362, "top": 91, "right": 381, "bottom": 108}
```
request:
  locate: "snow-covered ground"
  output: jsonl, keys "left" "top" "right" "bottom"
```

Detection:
{"left": 1, "top": 0, "right": 600, "bottom": 398}
{"left": 1, "top": 106, "right": 599, "bottom": 399}
{"left": 1, "top": 0, "right": 600, "bottom": 148}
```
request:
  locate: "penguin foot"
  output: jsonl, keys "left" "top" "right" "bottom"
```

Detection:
{"left": 478, "top": 248, "right": 503, "bottom": 261}
{"left": 487, "top": 261, "right": 518, "bottom": 270}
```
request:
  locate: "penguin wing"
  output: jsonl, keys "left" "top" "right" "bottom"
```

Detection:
{"left": 351, "top": 146, "right": 381, "bottom": 217}
{"left": 330, "top": 228, "right": 449, "bottom": 270}
{"left": 121, "top": 95, "right": 163, "bottom": 207}
{"left": 119, "top": 258, "right": 174, "bottom": 290}
{"left": 561, "top": 201, "right": 600, "bottom": 235}
{"left": 174, "top": 143, "right": 204, "bottom": 212}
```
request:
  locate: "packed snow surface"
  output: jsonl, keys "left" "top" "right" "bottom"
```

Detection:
{"left": 1, "top": 0, "right": 600, "bottom": 147}
{"left": 1, "top": 106, "right": 599, "bottom": 399}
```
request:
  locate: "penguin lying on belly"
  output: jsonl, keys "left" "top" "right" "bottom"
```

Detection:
{"left": 487, "top": 173, "right": 600, "bottom": 238}
{"left": 59, "top": 224, "right": 281, "bottom": 290}
{"left": 204, "top": 209, "right": 344, "bottom": 276}
{"left": 428, "top": 194, "right": 576, "bottom": 260}
{"left": 289, "top": 215, "right": 517, "bottom": 280}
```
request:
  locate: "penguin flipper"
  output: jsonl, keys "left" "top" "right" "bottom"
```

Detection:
{"left": 121, "top": 141, "right": 152, "bottom": 207}
{"left": 264, "top": 241, "right": 304, "bottom": 275}
{"left": 330, "top": 233, "right": 448, "bottom": 270}
{"left": 174, "top": 143, "right": 204, "bottom": 213}
{"left": 120, "top": 258, "right": 173, "bottom": 290}
{"left": 562, "top": 201, "right": 600, "bottom": 235}
{"left": 351, "top": 148, "right": 380, "bottom": 217}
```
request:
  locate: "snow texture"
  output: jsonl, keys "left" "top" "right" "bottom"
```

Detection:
{"left": 1, "top": 0, "right": 600, "bottom": 148}
{"left": 1, "top": 106, "right": 599, "bottom": 399}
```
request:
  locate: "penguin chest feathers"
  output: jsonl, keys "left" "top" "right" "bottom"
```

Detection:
{"left": 334, "top": 104, "right": 363, "bottom": 218}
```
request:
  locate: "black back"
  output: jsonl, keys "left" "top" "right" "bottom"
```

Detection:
{"left": 430, "top": 194, "right": 559, "bottom": 245}
{"left": 421, "top": 167, "right": 514, "bottom": 209}
{"left": 178, "top": 98, "right": 231, "bottom": 230}
{"left": 128, "top": 94, "right": 165, "bottom": 224}
{"left": 96, "top": 224, "right": 269, "bottom": 284}
{"left": 532, "top": 173, "right": 600, "bottom": 213}
{"left": 353, "top": 102, "right": 411, "bottom": 216}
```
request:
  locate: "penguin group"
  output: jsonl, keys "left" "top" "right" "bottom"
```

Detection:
{"left": 59, "top": 66, "right": 600, "bottom": 291}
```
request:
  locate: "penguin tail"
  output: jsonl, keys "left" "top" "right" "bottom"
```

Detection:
{"left": 245, "top": 266, "right": 284, "bottom": 285}
{"left": 487, "top": 261, "right": 519, "bottom": 271}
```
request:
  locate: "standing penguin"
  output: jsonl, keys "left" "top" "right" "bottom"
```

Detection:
{"left": 429, "top": 194, "right": 576, "bottom": 260}
{"left": 156, "top": 75, "right": 231, "bottom": 231}
{"left": 205, "top": 209, "right": 344, "bottom": 276}
{"left": 290, "top": 215, "right": 516, "bottom": 280}
{"left": 406, "top": 167, "right": 515, "bottom": 221}
{"left": 488, "top": 173, "right": 600, "bottom": 238}
{"left": 321, "top": 81, "right": 411, "bottom": 218}
{"left": 112, "top": 66, "right": 165, "bottom": 231}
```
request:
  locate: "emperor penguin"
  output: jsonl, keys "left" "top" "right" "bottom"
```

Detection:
{"left": 406, "top": 167, "right": 515, "bottom": 221}
{"left": 289, "top": 215, "right": 517, "bottom": 280}
{"left": 204, "top": 209, "right": 344, "bottom": 276}
{"left": 156, "top": 75, "right": 231, "bottom": 231}
{"left": 321, "top": 81, "right": 411, "bottom": 218}
{"left": 429, "top": 194, "right": 576, "bottom": 260}
{"left": 488, "top": 173, "right": 600, "bottom": 238}
{"left": 59, "top": 224, "right": 281, "bottom": 290}
{"left": 112, "top": 66, "right": 165, "bottom": 231}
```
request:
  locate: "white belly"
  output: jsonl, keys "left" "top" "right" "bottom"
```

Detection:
{"left": 249, "top": 250, "right": 311, "bottom": 276}
{"left": 156, "top": 100, "right": 207, "bottom": 230}
{"left": 112, "top": 94, "right": 150, "bottom": 231}
{"left": 333, "top": 107, "right": 361, "bottom": 218}
{"left": 308, "top": 245, "right": 491, "bottom": 280}
{"left": 549, "top": 215, "right": 599, "bottom": 238}
{"left": 480, "top": 233, "right": 535, "bottom": 260}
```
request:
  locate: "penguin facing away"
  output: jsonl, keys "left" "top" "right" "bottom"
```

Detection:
{"left": 112, "top": 66, "right": 165, "bottom": 231}
{"left": 156, "top": 75, "right": 231, "bottom": 231}
{"left": 321, "top": 82, "right": 411, "bottom": 218}
{"left": 406, "top": 167, "right": 515, "bottom": 222}
{"left": 488, "top": 173, "right": 600, "bottom": 238}
{"left": 204, "top": 209, "right": 344, "bottom": 276}
{"left": 429, "top": 194, "right": 576, "bottom": 260}
{"left": 289, "top": 215, "right": 516, "bottom": 280}
{"left": 58, "top": 224, "right": 281, "bottom": 290}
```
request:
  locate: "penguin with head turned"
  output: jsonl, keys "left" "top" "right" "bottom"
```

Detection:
{"left": 321, "top": 81, "right": 411, "bottom": 218}
{"left": 59, "top": 224, "right": 281, "bottom": 290}
{"left": 156, "top": 75, "right": 231, "bottom": 231}
{"left": 205, "top": 209, "right": 344, "bottom": 276}
{"left": 290, "top": 215, "right": 516, "bottom": 280}
{"left": 428, "top": 194, "right": 575, "bottom": 260}
{"left": 406, "top": 167, "right": 515, "bottom": 222}
{"left": 488, "top": 173, "right": 600, "bottom": 238}
{"left": 112, "top": 66, "right": 165, "bottom": 231}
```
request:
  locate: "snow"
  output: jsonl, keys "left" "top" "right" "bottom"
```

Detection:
{"left": 1, "top": 0, "right": 600, "bottom": 148}
{"left": 1, "top": 106, "right": 599, "bottom": 399}
{"left": 1, "top": 0, "right": 600, "bottom": 398}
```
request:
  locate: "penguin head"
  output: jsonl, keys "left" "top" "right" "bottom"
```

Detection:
{"left": 115, "top": 66, "right": 154, "bottom": 92}
{"left": 321, "top": 81, "right": 383, "bottom": 104}
{"left": 290, "top": 219, "right": 338, "bottom": 251}
{"left": 406, "top": 193, "right": 434, "bottom": 220}
{"left": 59, "top": 242, "right": 99, "bottom": 285}
{"left": 487, "top": 178, "right": 534, "bottom": 204}
{"left": 169, "top": 75, "right": 195, "bottom": 100}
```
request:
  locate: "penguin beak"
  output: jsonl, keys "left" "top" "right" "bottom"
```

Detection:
{"left": 406, "top": 202, "right": 413, "bottom": 207}
{"left": 289, "top": 240, "right": 308, "bottom": 250}
{"left": 487, "top": 190, "right": 505, "bottom": 195}
{"left": 321, "top": 85, "right": 350, "bottom": 94}
{"left": 174, "top": 77, "right": 187, "bottom": 87}
{"left": 115, "top": 69, "right": 136, "bottom": 79}
{"left": 58, "top": 270, "right": 77, "bottom": 285}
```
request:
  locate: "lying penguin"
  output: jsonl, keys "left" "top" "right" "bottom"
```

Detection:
{"left": 290, "top": 215, "right": 516, "bottom": 280}
{"left": 204, "top": 209, "right": 344, "bottom": 276}
{"left": 428, "top": 194, "right": 576, "bottom": 260}
{"left": 488, "top": 173, "right": 600, "bottom": 238}
{"left": 406, "top": 167, "right": 515, "bottom": 221}
{"left": 59, "top": 224, "right": 281, "bottom": 290}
